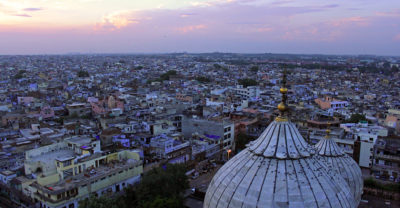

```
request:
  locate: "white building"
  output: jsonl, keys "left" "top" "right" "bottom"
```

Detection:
{"left": 0, "top": 170, "right": 17, "bottom": 185}
{"left": 233, "top": 85, "right": 260, "bottom": 100}
{"left": 340, "top": 122, "right": 388, "bottom": 168}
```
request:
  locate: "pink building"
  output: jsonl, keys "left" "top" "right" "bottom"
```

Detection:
{"left": 40, "top": 106, "right": 55, "bottom": 119}
{"left": 315, "top": 96, "right": 349, "bottom": 110}
{"left": 17, "top": 97, "right": 34, "bottom": 105}
{"left": 90, "top": 96, "right": 124, "bottom": 116}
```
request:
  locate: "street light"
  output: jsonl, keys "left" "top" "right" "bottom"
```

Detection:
{"left": 227, "top": 149, "right": 232, "bottom": 160}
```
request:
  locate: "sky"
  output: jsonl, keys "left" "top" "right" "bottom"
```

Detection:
{"left": 0, "top": 0, "right": 399, "bottom": 55}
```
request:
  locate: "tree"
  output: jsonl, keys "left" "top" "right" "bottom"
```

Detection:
{"left": 238, "top": 78, "right": 257, "bottom": 87}
{"left": 364, "top": 177, "right": 400, "bottom": 192}
{"left": 213, "top": 63, "right": 221, "bottom": 69}
{"left": 14, "top": 70, "right": 26, "bottom": 79}
{"left": 346, "top": 113, "right": 367, "bottom": 123}
{"left": 383, "top": 62, "right": 390, "bottom": 68}
{"left": 79, "top": 195, "right": 122, "bottom": 208}
{"left": 78, "top": 70, "right": 89, "bottom": 77}
{"left": 141, "top": 196, "right": 183, "bottom": 208}
{"left": 196, "top": 76, "right": 211, "bottom": 83}
{"left": 235, "top": 133, "right": 256, "bottom": 152}
{"left": 136, "top": 163, "right": 188, "bottom": 203}
{"left": 250, "top": 66, "right": 259, "bottom": 73}
{"left": 160, "top": 70, "right": 177, "bottom": 81}
{"left": 119, "top": 163, "right": 189, "bottom": 208}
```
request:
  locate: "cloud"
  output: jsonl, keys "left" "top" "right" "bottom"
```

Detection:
{"left": 23, "top": 8, "right": 42, "bottom": 12}
{"left": 1, "top": 0, "right": 400, "bottom": 55}
{"left": 177, "top": 24, "right": 206, "bottom": 33}
{"left": 330, "top": 16, "right": 369, "bottom": 27}
{"left": 13, "top": 14, "right": 32, "bottom": 17}
{"left": 375, "top": 10, "right": 400, "bottom": 17}
{"left": 180, "top": 13, "right": 197, "bottom": 18}
{"left": 394, "top": 34, "right": 400, "bottom": 41}
{"left": 96, "top": 10, "right": 140, "bottom": 30}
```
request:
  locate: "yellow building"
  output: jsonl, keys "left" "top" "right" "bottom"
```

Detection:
{"left": 22, "top": 136, "right": 143, "bottom": 208}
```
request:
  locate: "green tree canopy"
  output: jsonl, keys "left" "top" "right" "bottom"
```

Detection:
{"left": 136, "top": 163, "right": 188, "bottom": 203}
{"left": 235, "top": 133, "right": 256, "bottom": 152}
{"left": 117, "top": 163, "right": 188, "bottom": 208}
{"left": 346, "top": 113, "right": 367, "bottom": 123}
{"left": 160, "top": 70, "right": 177, "bottom": 81}
{"left": 79, "top": 195, "right": 122, "bottom": 208}
{"left": 238, "top": 78, "right": 258, "bottom": 87}
{"left": 79, "top": 164, "right": 188, "bottom": 208}
{"left": 364, "top": 177, "right": 400, "bottom": 192}
{"left": 141, "top": 196, "right": 183, "bottom": 208}
{"left": 196, "top": 76, "right": 211, "bottom": 83}
{"left": 250, "top": 66, "right": 259, "bottom": 73}
{"left": 78, "top": 70, "right": 89, "bottom": 77}
{"left": 14, "top": 70, "right": 26, "bottom": 79}
{"left": 213, "top": 63, "right": 221, "bottom": 69}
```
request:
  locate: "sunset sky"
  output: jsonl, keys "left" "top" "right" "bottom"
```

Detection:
{"left": 0, "top": 0, "right": 399, "bottom": 55}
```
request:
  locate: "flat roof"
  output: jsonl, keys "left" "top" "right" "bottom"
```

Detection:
{"left": 0, "top": 170, "right": 15, "bottom": 176}
{"left": 31, "top": 149, "right": 75, "bottom": 164}
{"left": 67, "top": 136, "right": 92, "bottom": 145}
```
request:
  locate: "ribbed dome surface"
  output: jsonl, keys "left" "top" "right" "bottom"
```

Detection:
{"left": 204, "top": 121, "right": 356, "bottom": 208}
{"left": 315, "top": 137, "right": 363, "bottom": 205}
{"left": 248, "top": 121, "right": 315, "bottom": 159}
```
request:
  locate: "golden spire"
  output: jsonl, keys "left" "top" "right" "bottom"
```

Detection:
{"left": 276, "top": 68, "right": 289, "bottom": 122}
{"left": 325, "top": 122, "right": 331, "bottom": 138}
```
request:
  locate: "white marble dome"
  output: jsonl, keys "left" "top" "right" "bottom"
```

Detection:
{"left": 204, "top": 120, "right": 357, "bottom": 208}
{"left": 314, "top": 135, "right": 363, "bottom": 205}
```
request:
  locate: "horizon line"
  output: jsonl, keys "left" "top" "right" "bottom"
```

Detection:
{"left": 0, "top": 51, "right": 399, "bottom": 58}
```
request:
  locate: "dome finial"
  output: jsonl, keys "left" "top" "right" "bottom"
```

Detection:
{"left": 276, "top": 68, "right": 288, "bottom": 122}
{"left": 325, "top": 122, "right": 331, "bottom": 138}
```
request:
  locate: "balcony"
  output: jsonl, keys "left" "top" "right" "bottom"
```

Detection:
{"left": 375, "top": 154, "right": 400, "bottom": 162}
{"left": 372, "top": 164, "right": 400, "bottom": 172}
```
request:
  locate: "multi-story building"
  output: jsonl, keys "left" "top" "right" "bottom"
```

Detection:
{"left": 384, "top": 109, "right": 400, "bottom": 135}
{"left": 340, "top": 122, "right": 388, "bottom": 168}
{"left": 372, "top": 138, "right": 400, "bottom": 181}
{"left": 21, "top": 136, "right": 143, "bottom": 208}
{"left": 66, "top": 103, "right": 91, "bottom": 117}
{"left": 149, "top": 134, "right": 191, "bottom": 164}
{"left": 182, "top": 116, "right": 235, "bottom": 152}
{"left": 232, "top": 85, "right": 260, "bottom": 100}
{"left": 315, "top": 96, "right": 349, "bottom": 110}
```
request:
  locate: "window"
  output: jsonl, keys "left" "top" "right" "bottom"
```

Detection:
{"left": 63, "top": 160, "right": 72, "bottom": 167}
{"left": 224, "top": 134, "right": 231, "bottom": 140}
{"left": 224, "top": 127, "right": 231, "bottom": 133}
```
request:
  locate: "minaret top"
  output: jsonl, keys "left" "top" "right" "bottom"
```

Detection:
{"left": 325, "top": 122, "right": 331, "bottom": 138}
{"left": 276, "top": 68, "right": 289, "bottom": 122}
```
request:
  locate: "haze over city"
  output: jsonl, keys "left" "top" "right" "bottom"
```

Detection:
{"left": 1, "top": 0, "right": 400, "bottom": 55}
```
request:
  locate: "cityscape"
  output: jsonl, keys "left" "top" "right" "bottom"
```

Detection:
{"left": 0, "top": 53, "right": 399, "bottom": 208}
{"left": 1, "top": 0, "right": 400, "bottom": 208}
